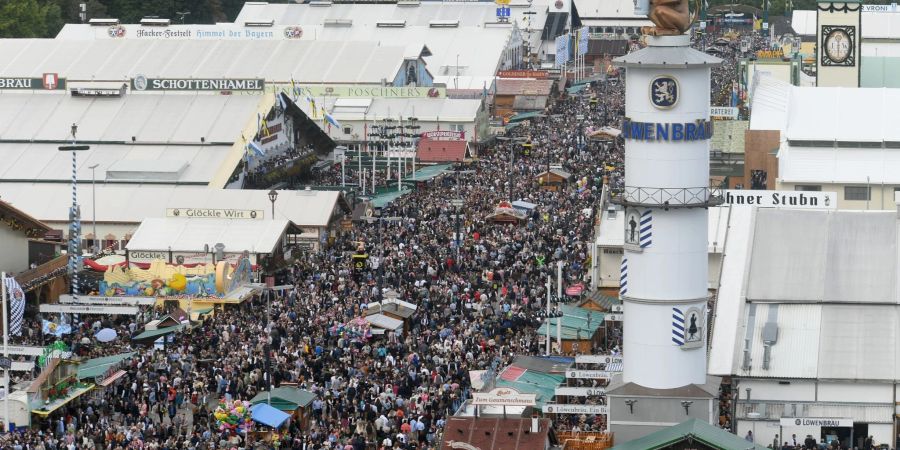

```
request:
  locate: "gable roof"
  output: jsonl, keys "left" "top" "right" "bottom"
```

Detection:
{"left": 496, "top": 79, "right": 555, "bottom": 96}
{"left": 610, "top": 419, "right": 768, "bottom": 450}
{"left": 250, "top": 386, "right": 316, "bottom": 410}
{"left": 441, "top": 417, "right": 552, "bottom": 450}
{"left": 77, "top": 352, "right": 135, "bottom": 380}
{"left": 417, "top": 139, "right": 469, "bottom": 163}
{"left": 0, "top": 199, "right": 52, "bottom": 238}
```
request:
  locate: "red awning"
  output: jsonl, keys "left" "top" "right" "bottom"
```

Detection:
{"left": 99, "top": 370, "right": 127, "bottom": 387}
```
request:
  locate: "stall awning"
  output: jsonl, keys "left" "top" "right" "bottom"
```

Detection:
{"left": 132, "top": 324, "right": 184, "bottom": 341}
{"left": 99, "top": 370, "right": 127, "bottom": 387}
{"left": 251, "top": 403, "right": 291, "bottom": 428}
{"left": 32, "top": 384, "right": 95, "bottom": 416}
{"left": 77, "top": 352, "right": 135, "bottom": 380}
{"left": 507, "top": 111, "right": 546, "bottom": 123}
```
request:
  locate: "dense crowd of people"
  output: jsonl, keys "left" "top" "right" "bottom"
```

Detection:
{"left": 2, "top": 26, "right": 764, "bottom": 450}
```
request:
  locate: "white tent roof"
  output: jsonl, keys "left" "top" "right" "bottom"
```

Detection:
{"left": 0, "top": 184, "right": 346, "bottom": 228}
{"left": 0, "top": 39, "right": 406, "bottom": 84}
{"left": 748, "top": 72, "right": 792, "bottom": 133}
{"left": 327, "top": 96, "right": 482, "bottom": 122}
{"left": 778, "top": 146, "right": 900, "bottom": 184}
{"left": 710, "top": 208, "right": 900, "bottom": 381}
{"left": 0, "top": 92, "right": 261, "bottom": 143}
{"left": 784, "top": 86, "right": 900, "bottom": 142}
{"left": 0, "top": 93, "right": 263, "bottom": 185}
{"left": 573, "top": 0, "right": 646, "bottom": 19}
{"left": 792, "top": 9, "right": 900, "bottom": 38}
{"left": 790, "top": 10, "right": 816, "bottom": 36}
{"left": 236, "top": 0, "right": 549, "bottom": 31}
{"left": 365, "top": 313, "right": 404, "bottom": 331}
{"left": 126, "top": 217, "right": 290, "bottom": 254}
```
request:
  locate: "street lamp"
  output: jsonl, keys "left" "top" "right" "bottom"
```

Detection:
{"left": 88, "top": 164, "right": 99, "bottom": 254}
{"left": 175, "top": 11, "right": 190, "bottom": 24}
{"left": 58, "top": 123, "right": 91, "bottom": 302}
{"left": 268, "top": 189, "right": 278, "bottom": 219}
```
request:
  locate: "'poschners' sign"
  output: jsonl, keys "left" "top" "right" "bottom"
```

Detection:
{"left": 566, "top": 369, "right": 612, "bottom": 379}
{"left": 542, "top": 404, "right": 608, "bottom": 414}
{"left": 779, "top": 418, "right": 853, "bottom": 428}
{"left": 166, "top": 208, "right": 264, "bottom": 219}
{"left": 723, "top": 190, "right": 836, "bottom": 210}
{"left": 132, "top": 77, "right": 264, "bottom": 91}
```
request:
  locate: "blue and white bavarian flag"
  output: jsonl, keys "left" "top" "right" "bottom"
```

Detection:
{"left": 3, "top": 275, "right": 24, "bottom": 336}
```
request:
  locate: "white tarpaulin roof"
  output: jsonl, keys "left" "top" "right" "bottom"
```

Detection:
{"left": 365, "top": 313, "right": 404, "bottom": 331}
{"left": 792, "top": 9, "right": 900, "bottom": 39}
{"left": 0, "top": 184, "right": 346, "bottom": 227}
{"left": 0, "top": 93, "right": 261, "bottom": 143}
{"left": 710, "top": 208, "right": 900, "bottom": 381}
{"left": 0, "top": 39, "right": 406, "bottom": 84}
{"left": 126, "top": 218, "right": 290, "bottom": 254}
{"left": 0, "top": 93, "right": 264, "bottom": 185}
{"left": 784, "top": 86, "right": 900, "bottom": 142}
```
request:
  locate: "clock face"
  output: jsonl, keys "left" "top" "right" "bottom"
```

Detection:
{"left": 821, "top": 25, "right": 855, "bottom": 66}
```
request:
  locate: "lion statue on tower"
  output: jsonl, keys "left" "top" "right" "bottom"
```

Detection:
{"left": 644, "top": 0, "right": 694, "bottom": 36}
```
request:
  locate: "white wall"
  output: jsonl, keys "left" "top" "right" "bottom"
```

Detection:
{"left": 597, "top": 247, "right": 622, "bottom": 288}
{"left": 868, "top": 423, "right": 893, "bottom": 447}
{"left": 738, "top": 379, "right": 817, "bottom": 402}
{"left": 0, "top": 224, "right": 30, "bottom": 274}
{"left": 818, "top": 382, "right": 892, "bottom": 403}
{"left": 737, "top": 419, "right": 782, "bottom": 446}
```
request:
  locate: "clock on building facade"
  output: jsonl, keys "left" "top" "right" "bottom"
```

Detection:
{"left": 821, "top": 25, "right": 855, "bottom": 66}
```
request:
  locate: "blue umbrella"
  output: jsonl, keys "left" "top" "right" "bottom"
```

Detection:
{"left": 95, "top": 328, "right": 117, "bottom": 343}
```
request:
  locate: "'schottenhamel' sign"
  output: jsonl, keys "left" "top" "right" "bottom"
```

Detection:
{"left": 132, "top": 76, "right": 264, "bottom": 91}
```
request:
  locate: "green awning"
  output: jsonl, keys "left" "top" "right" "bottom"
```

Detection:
{"left": 251, "top": 386, "right": 316, "bottom": 411}
{"left": 411, "top": 163, "right": 453, "bottom": 181}
{"left": 566, "top": 84, "right": 587, "bottom": 94}
{"left": 536, "top": 305, "right": 605, "bottom": 339}
{"left": 370, "top": 189, "right": 412, "bottom": 209}
{"left": 77, "top": 352, "right": 135, "bottom": 380}
{"left": 132, "top": 325, "right": 184, "bottom": 341}
{"left": 193, "top": 307, "right": 214, "bottom": 315}
{"left": 610, "top": 419, "right": 768, "bottom": 450}
{"left": 507, "top": 111, "right": 545, "bottom": 123}
{"left": 494, "top": 371, "right": 565, "bottom": 408}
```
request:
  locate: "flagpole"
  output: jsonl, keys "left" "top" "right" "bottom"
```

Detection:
{"left": 1, "top": 272, "right": 9, "bottom": 432}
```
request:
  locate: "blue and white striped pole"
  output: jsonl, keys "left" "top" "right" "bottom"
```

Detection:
{"left": 71, "top": 141, "right": 79, "bottom": 303}
{"left": 59, "top": 124, "right": 90, "bottom": 304}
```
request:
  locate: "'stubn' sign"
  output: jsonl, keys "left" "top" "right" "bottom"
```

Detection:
{"left": 723, "top": 190, "right": 836, "bottom": 210}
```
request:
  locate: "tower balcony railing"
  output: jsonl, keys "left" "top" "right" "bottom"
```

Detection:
{"left": 609, "top": 185, "right": 725, "bottom": 208}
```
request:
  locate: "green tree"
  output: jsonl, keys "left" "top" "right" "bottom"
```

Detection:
{"left": 0, "top": 0, "right": 62, "bottom": 38}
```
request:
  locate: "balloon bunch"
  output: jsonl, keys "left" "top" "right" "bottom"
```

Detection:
{"left": 213, "top": 399, "right": 253, "bottom": 433}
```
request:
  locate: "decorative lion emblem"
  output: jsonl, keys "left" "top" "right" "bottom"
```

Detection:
{"left": 650, "top": 76, "right": 678, "bottom": 108}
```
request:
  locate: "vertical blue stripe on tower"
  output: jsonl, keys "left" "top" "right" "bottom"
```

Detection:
{"left": 639, "top": 210, "right": 652, "bottom": 248}
{"left": 619, "top": 257, "right": 628, "bottom": 297}
{"left": 672, "top": 307, "right": 685, "bottom": 346}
